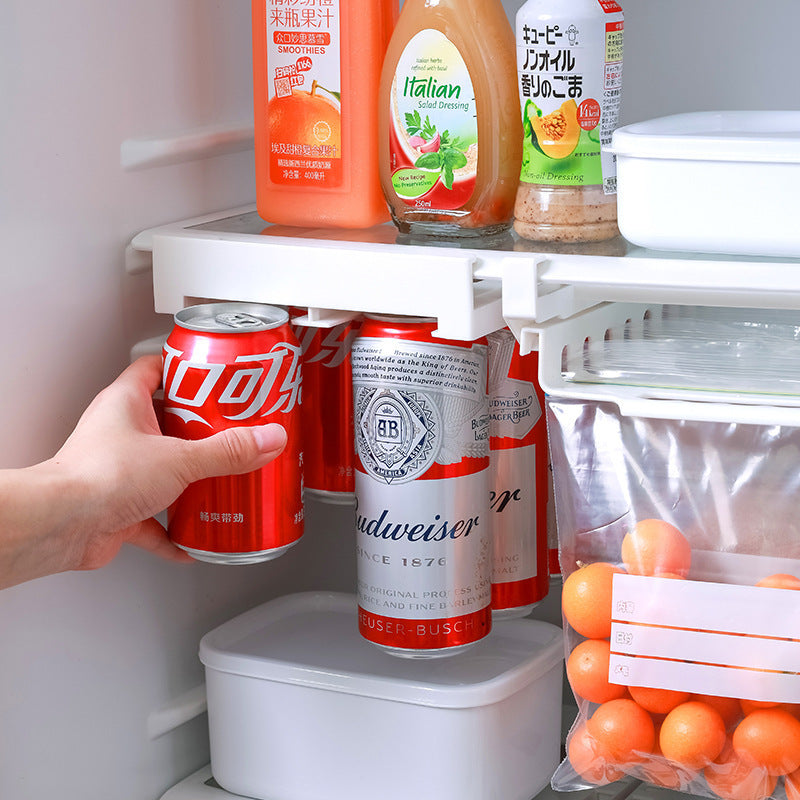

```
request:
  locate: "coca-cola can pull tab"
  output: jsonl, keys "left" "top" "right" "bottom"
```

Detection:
{"left": 175, "top": 303, "right": 288, "bottom": 333}
{"left": 215, "top": 312, "right": 264, "bottom": 329}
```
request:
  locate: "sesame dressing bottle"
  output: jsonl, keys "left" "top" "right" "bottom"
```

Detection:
{"left": 378, "top": 0, "right": 522, "bottom": 239}
{"left": 514, "top": 0, "right": 624, "bottom": 242}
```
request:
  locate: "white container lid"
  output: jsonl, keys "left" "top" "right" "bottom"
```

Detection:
{"left": 610, "top": 110, "right": 800, "bottom": 164}
{"left": 199, "top": 592, "right": 563, "bottom": 709}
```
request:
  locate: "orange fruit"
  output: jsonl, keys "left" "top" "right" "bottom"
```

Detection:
{"left": 268, "top": 85, "right": 341, "bottom": 151}
{"left": 659, "top": 701, "right": 727, "bottom": 770}
{"left": 587, "top": 698, "right": 656, "bottom": 763}
{"left": 786, "top": 767, "right": 800, "bottom": 800}
{"left": 783, "top": 703, "right": 800, "bottom": 721}
{"left": 629, "top": 686, "right": 691, "bottom": 715}
{"left": 732, "top": 709, "right": 800, "bottom": 776}
{"left": 755, "top": 573, "right": 800, "bottom": 590}
{"left": 562, "top": 562, "right": 624, "bottom": 639}
{"left": 705, "top": 740, "right": 778, "bottom": 800}
{"left": 621, "top": 518, "right": 692, "bottom": 577}
{"left": 566, "top": 639, "right": 628, "bottom": 705}
{"left": 741, "top": 699, "right": 780, "bottom": 716}
{"left": 567, "top": 721, "right": 625, "bottom": 785}
{"left": 691, "top": 694, "right": 743, "bottom": 729}
{"left": 635, "top": 730, "right": 689, "bottom": 789}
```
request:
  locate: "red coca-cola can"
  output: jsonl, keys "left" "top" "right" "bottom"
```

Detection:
{"left": 161, "top": 302, "right": 304, "bottom": 564}
{"left": 487, "top": 328, "right": 550, "bottom": 616}
{"left": 352, "top": 315, "right": 491, "bottom": 658}
{"left": 290, "top": 310, "right": 361, "bottom": 503}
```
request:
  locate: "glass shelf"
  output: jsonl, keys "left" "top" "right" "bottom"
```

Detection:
{"left": 131, "top": 206, "right": 800, "bottom": 345}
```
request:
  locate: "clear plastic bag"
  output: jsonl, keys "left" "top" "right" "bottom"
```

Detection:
{"left": 547, "top": 397, "right": 800, "bottom": 800}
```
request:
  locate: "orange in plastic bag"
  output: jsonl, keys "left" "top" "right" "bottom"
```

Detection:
{"left": 705, "top": 741, "right": 778, "bottom": 800}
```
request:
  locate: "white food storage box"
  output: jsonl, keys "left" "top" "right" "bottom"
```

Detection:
{"left": 199, "top": 591, "right": 564, "bottom": 800}
{"left": 610, "top": 111, "right": 800, "bottom": 257}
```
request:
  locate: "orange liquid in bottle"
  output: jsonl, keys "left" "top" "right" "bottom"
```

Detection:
{"left": 378, "top": 0, "right": 522, "bottom": 238}
{"left": 252, "top": 0, "right": 397, "bottom": 229}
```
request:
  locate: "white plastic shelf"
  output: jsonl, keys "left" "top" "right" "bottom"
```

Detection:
{"left": 531, "top": 302, "right": 800, "bottom": 426}
{"left": 160, "top": 764, "right": 662, "bottom": 800}
{"left": 131, "top": 205, "right": 800, "bottom": 339}
{"left": 130, "top": 206, "right": 800, "bottom": 422}
{"left": 132, "top": 205, "right": 517, "bottom": 342}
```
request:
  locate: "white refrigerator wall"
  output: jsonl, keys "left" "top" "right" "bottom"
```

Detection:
{"left": 0, "top": 2, "right": 798, "bottom": 799}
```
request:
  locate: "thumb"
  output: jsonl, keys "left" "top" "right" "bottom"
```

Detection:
{"left": 181, "top": 423, "right": 288, "bottom": 481}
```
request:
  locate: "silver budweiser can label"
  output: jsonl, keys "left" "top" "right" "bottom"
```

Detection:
{"left": 161, "top": 302, "right": 304, "bottom": 564}
{"left": 352, "top": 315, "right": 491, "bottom": 657}
{"left": 488, "top": 328, "right": 549, "bottom": 616}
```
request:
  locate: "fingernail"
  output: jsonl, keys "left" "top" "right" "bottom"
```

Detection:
{"left": 253, "top": 424, "right": 288, "bottom": 452}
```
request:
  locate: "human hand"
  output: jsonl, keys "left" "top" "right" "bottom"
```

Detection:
{"left": 0, "top": 355, "right": 288, "bottom": 589}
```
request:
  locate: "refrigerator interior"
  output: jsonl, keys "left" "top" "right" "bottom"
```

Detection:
{"left": 1, "top": 1, "right": 799, "bottom": 798}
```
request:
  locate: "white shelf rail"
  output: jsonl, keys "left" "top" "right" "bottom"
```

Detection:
{"left": 130, "top": 207, "right": 800, "bottom": 424}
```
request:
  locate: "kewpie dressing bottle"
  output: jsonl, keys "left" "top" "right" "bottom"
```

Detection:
{"left": 514, "top": 0, "right": 624, "bottom": 242}
{"left": 252, "top": 0, "right": 398, "bottom": 229}
{"left": 378, "top": 0, "right": 522, "bottom": 239}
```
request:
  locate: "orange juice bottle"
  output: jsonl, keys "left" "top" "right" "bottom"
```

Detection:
{"left": 378, "top": 0, "right": 522, "bottom": 238}
{"left": 252, "top": 0, "right": 398, "bottom": 229}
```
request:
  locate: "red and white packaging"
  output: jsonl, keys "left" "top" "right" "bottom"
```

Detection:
{"left": 290, "top": 310, "right": 361, "bottom": 503}
{"left": 351, "top": 315, "right": 492, "bottom": 658}
{"left": 162, "top": 302, "right": 304, "bottom": 564}
{"left": 487, "top": 328, "right": 550, "bottom": 617}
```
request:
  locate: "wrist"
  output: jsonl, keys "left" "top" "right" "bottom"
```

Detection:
{"left": 0, "top": 460, "right": 90, "bottom": 589}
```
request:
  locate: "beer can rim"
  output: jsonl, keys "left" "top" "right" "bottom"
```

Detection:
{"left": 175, "top": 302, "right": 289, "bottom": 333}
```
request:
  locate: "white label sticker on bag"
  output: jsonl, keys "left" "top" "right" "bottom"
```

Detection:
{"left": 609, "top": 573, "right": 800, "bottom": 703}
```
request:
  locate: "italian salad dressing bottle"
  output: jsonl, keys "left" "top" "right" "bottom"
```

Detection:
{"left": 514, "top": 0, "right": 624, "bottom": 242}
{"left": 378, "top": 0, "right": 522, "bottom": 238}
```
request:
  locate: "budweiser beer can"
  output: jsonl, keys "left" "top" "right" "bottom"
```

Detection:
{"left": 352, "top": 315, "right": 492, "bottom": 658}
{"left": 290, "top": 310, "right": 361, "bottom": 503}
{"left": 161, "top": 302, "right": 304, "bottom": 564}
{"left": 487, "top": 328, "right": 549, "bottom": 617}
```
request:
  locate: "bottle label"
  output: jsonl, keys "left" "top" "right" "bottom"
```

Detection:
{"left": 263, "top": 0, "right": 343, "bottom": 187}
{"left": 388, "top": 29, "right": 477, "bottom": 211}
{"left": 516, "top": 2, "right": 623, "bottom": 192}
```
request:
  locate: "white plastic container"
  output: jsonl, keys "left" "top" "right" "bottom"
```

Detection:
{"left": 610, "top": 111, "right": 800, "bottom": 257}
{"left": 199, "top": 591, "right": 564, "bottom": 800}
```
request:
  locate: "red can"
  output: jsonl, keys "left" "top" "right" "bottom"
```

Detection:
{"left": 161, "top": 303, "right": 304, "bottom": 564}
{"left": 290, "top": 311, "right": 361, "bottom": 503}
{"left": 487, "top": 328, "right": 550, "bottom": 616}
{"left": 352, "top": 315, "right": 492, "bottom": 658}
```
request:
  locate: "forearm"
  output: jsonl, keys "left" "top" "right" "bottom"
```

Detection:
{"left": 0, "top": 461, "right": 88, "bottom": 589}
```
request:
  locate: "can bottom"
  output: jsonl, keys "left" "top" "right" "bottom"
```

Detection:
{"left": 304, "top": 488, "right": 356, "bottom": 506}
{"left": 491, "top": 602, "right": 539, "bottom": 620}
{"left": 373, "top": 641, "right": 479, "bottom": 660}
{"left": 177, "top": 540, "right": 299, "bottom": 565}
